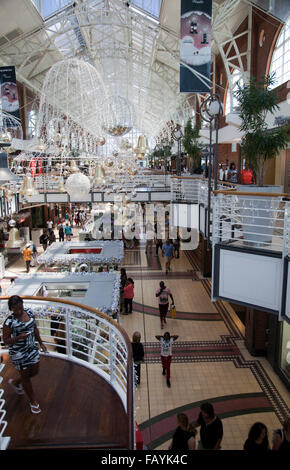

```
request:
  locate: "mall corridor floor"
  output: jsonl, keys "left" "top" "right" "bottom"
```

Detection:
{"left": 1, "top": 232, "right": 290, "bottom": 450}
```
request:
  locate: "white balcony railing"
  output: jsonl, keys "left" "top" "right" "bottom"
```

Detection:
{"left": 0, "top": 362, "right": 10, "bottom": 450}
{"left": 171, "top": 176, "right": 201, "bottom": 203}
{"left": 171, "top": 176, "right": 236, "bottom": 206}
{"left": 212, "top": 191, "right": 289, "bottom": 252}
{"left": 16, "top": 173, "right": 170, "bottom": 194}
{"left": 0, "top": 296, "right": 135, "bottom": 449}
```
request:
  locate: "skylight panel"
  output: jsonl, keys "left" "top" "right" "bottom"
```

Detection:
{"left": 32, "top": 0, "right": 74, "bottom": 19}
{"left": 131, "top": 0, "right": 161, "bottom": 20}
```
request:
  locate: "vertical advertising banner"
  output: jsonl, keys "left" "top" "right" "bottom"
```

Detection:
{"left": 180, "top": 0, "right": 212, "bottom": 93}
{"left": 0, "top": 66, "right": 20, "bottom": 121}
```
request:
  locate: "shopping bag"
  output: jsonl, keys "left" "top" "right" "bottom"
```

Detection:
{"left": 171, "top": 304, "right": 176, "bottom": 319}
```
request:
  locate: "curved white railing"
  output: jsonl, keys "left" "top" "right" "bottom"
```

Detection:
{"left": 0, "top": 360, "right": 10, "bottom": 450}
{"left": 0, "top": 296, "right": 135, "bottom": 449}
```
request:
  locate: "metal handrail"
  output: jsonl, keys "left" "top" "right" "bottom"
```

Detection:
{"left": 0, "top": 295, "right": 134, "bottom": 450}
{"left": 212, "top": 191, "right": 287, "bottom": 250}
{"left": 0, "top": 363, "right": 10, "bottom": 450}
{"left": 213, "top": 190, "right": 290, "bottom": 197}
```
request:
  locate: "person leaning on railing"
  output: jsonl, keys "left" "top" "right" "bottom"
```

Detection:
{"left": 227, "top": 162, "right": 238, "bottom": 184}
{"left": 240, "top": 162, "right": 255, "bottom": 184}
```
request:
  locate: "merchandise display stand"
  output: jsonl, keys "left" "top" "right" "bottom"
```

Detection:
{"left": 37, "top": 240, "right": 124, "bottom": 272}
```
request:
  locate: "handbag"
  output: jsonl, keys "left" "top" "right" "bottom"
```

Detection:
{"left": 171, "top": 304, "right": 176, "bottom": 319}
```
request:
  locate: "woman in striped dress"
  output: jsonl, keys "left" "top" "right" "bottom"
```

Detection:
{"left": 2, "top": 296, "right": 47, "bottom": 414}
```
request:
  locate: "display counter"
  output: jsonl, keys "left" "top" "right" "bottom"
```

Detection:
{"left": 37, "top": 240, "right": 124, "bottom": 271}
{"left": 3, "top": 271, "right": 120, "bottom": 318}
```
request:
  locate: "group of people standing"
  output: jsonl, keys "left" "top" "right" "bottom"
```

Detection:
{"left": 72, "top": 209, "right": 87, "bottom": 227}
{"left": 169, "top": 412, "right": 290, "bottom": 452}
{"left": 218, "top": 161, "right": 255, "bottom": 184}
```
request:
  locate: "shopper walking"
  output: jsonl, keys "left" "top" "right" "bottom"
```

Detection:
{"left": 58, "top": 222, "right": 64, "bottom": 242}
{"left": 22, "top": 243, "right": 33, "bottom": 273}
{"left": 173, "top": 235, "right": 180, "bottom": 259}
{"left": 155, "top": 331, "right": 178, "bottom": 388}
{"left": 123, "top": 278, "right": 134, "bottom": 314}
{"left": 155, "top": 238, "right": 163, "bottom": 257}
{"left": 39, "top": 230, "right": 48, "bottom": 251}
{"left": 131, "top": 331, "right": 144, "bottom": 386}
{"left": 48, "top": 230, "right": 56, "bottom": 245}
{"left": 243, "top": 422, "right": 270, "bottom": 451}
{"left": 169, "top": 413, "right": 196, "bottom": 451}
{"left": 2, "top": 295, "right": 47, "bottom": 414}
{"left": 162, "top": 239, "right": 175, "bottom": 274}
{"left": 120, "top": 268, "right": 127, "bottom": 313}
{"left": 46, "top": 219, "right": 53, "bottom": 231}
{"left": 192, "top": 402, "right": 223, "bottom": 450}
{"left": 156, "top": 281, "right": 174, "bottom": 329}
{"left": 31, "top": 243, "right": 38, "bottom": 267}
{"left": 64, "top": 223, "right": 72, "bottom": 241}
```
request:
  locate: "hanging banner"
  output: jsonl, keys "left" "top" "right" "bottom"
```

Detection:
{"left": 0, "top": 66, "right": 20, "bottom": 121}
{"left": 180, "top": 0, "right": 212, "bottom": 93}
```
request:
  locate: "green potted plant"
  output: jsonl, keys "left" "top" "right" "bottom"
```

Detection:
{"left": 234, "top": 74, "right": 288, "bottom": 244}
{"left": 182, "top": 119, "right": 202, "bottom": 173}
{"left": 235, "top": 73, "right": 287, "bottom": 187}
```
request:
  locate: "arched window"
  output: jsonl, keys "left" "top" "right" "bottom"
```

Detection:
{"left": 27, "top": 110, "right": 37, "bottom": 139}
{"left": 269, "top": 16, "right": 290, "bottom": 88}
{"left": 225, "top": 69, "right": 244, "bottom": 115}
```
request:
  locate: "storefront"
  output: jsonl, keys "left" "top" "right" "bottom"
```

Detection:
{"left": 278, "top": 321, "right": 290, "bottom": 388}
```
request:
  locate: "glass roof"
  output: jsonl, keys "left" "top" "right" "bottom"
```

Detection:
{"left": 131, "top": 0, "right": 162, "bottom": 19}
{"left": 33, "top": 0, "right": 161, "bottom": 20}
{"left": 32, "top": 0, "right": 74, "bottom": 18}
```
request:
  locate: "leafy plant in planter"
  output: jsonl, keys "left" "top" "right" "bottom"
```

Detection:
{"left": 235, "top": 74, "right": 288, "bottom": 187}
{"left": 182, "top": 119, "right": 202, "bottom": 170}
{"left": 152, "top": 142, "right": 172, "bottom": 161}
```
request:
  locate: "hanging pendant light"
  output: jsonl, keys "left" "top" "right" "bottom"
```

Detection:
{"left": 70, "top": 160, "right": 79, "bottom": 173}
{"left": 37, "top": 139, "right": 46, "bottom": 152}
{"left": 57, "top": 177, "right": 66, "bottom": 193}
{"left": 93, "top": 164, "right": 106, "bottom": 186}
{"left": 0, "top": 152, "right": 20, "bottom": 184}
{"left": 20, "top": 175, "right": 39, "bottom": 197}
{"left": 6, "top": 227, "right": 25, "bottom": 249}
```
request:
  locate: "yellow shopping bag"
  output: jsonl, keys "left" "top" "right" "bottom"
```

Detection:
{"left": 171, "top": 305, "right": 176, "bottom": 319}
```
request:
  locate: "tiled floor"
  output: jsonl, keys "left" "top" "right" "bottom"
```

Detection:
{"left": 120, "top": 242, "right": 289, "bottom": 450}
{"left": 1, "top": 228, "right": 289, "bottom": 450}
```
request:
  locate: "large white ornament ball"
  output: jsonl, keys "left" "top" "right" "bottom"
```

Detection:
{"left": 65, "top": 172, "right": 91, "bottom": 198}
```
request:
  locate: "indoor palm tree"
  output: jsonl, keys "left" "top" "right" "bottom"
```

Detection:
{"left": 182, "top": 119, "right": 202, "bottom": 170}
{"left": 235, "top": 74, "right": 288, "bottom": 186}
